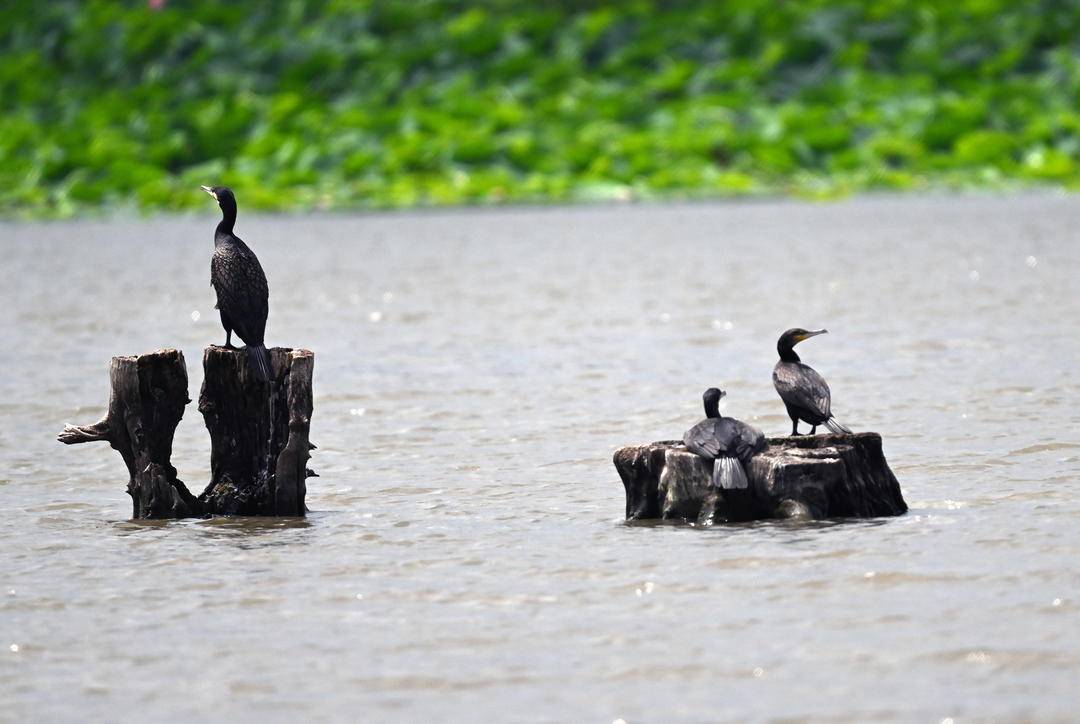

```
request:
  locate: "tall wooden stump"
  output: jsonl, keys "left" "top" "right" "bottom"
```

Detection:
{"left": 58, "top": 349, "right": 197, "bottom": 519}
{"left": 198, "top": 346, "right": 314, "bottom": 516}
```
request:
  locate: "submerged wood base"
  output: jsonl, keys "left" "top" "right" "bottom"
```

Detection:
{"left": 613, "top": 433, "right": 907, "bottom": 524}
{"left": 59, "top": 346, "right": 315, "bottom": 519}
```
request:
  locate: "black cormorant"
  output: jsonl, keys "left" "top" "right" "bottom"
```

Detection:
{"left": 683, "top": 388, "right": 766, "bottom": 488}
{"left": 201, "top": 185, "right": 271, "bottom": 383}
{"left": 772, "top": 328, "right": 851, "bottom": 436}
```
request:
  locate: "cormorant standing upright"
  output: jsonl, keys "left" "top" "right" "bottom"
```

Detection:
{"left": 201, "top": 185, "right": 271, "bottom": 383}
{"left": 682, "top": 388, "right": 766, "bottom": 488}
{"left": 772, "top": 328, "right": 851, "bottom": 436}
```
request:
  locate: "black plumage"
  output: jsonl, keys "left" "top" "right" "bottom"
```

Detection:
{"left": 683, "top": 388, "right": 765, "bottom": 488}
{"left": 202, "top": 185, "right": 271, "bottom": 382}
{"left": 772, "top": 328, "right": 851, "bottom": 436}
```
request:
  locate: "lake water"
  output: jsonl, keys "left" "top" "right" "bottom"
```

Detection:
{"left": 2, "top": 196, "right": 1078, "bottom": 722}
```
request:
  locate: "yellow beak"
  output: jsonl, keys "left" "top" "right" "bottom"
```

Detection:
{"left": 799, "top": 329, "right": 828, "bottom": 342}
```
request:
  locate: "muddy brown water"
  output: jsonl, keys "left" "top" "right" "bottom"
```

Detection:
{"left": 2, "top": 196, "right": 1079, "bottom": 721}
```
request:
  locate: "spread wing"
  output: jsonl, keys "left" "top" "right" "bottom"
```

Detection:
{"left": 773, "top": 361, "right": 831, "bottom": 419}
{"left": 684, "top": 418, "right": 762, "bottom": 461}
{"left": 211, "top": 241, "right": 269, "bottom": 344}
{"left": 683, "top": 420, "right": 722, "bottom": 458}
{"left": 732, "top": 420, "right": 766, "bottom": 464}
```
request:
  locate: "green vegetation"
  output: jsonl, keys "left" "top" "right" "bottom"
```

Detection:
{"left": 4, "top": 1, "right": 1080, "bottom": 217}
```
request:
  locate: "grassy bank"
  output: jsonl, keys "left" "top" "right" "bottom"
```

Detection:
{"left": 4, "top": 1, "right": 1080, "bottom": 217}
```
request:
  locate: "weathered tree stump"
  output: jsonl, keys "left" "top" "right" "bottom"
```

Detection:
{"left": 614, "top": 433, "right": 906, "bottom": 524}
{"left": 58, "top": 349, "right": 197, "bottom": 519}
{"left": 59, "top": 346, "right": 316, "bottom": 519}
{"left": 198, "top": 346, "right": 315, "bottom": 516}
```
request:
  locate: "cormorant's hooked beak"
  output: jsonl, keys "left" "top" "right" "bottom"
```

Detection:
{"left": 717, "top": 390, "right": 727, "bottom": 399}
{"left": 799, "top": 329, "right": 828, "bottom": 342}
{"left": 200, "top": 185, "right": 217, "bottom": 199}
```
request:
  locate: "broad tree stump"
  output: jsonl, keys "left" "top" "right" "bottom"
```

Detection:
{"left": 614, "top": 433, "right": 907, "bottom": 524}
{"left": 58, "top": 349, "right": 197, "bottom": 519}
{"left": 198, "top": 346, "right": 315, "bottom": 516}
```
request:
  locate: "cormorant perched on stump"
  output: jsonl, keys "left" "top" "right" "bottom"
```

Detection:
{"left": 683, "top": 388, "right": 766, "bottom": 488}
{"left": 772, "top": 328, "right": 851, "bottom": 436}
{"left": 201, "top": 185, "right": 271, "bottom": 383}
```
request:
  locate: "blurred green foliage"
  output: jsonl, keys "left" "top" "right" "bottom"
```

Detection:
{"left": 4, "top": 0, "right": 1080, "bottom": 216}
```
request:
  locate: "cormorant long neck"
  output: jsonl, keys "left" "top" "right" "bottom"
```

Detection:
{"left": 216, "top": 198, "right": 237, "bottom": 237}
{"left": 778, "top": 340, "right": 800, "bottom": 363}
{"left": 704, "top": 397, "right": 722, "bottom": 419}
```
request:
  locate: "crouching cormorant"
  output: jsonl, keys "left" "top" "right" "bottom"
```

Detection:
{"left": 201, "top": 185, "right": 271, "bottom": 382}
{"left": 683, "top": 388, "right": 766, "bottom": 489}
{"left": 772, "top": 328, "right": 851, "bottom": 436}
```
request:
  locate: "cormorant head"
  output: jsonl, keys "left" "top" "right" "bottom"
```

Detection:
{"left": 201, "top": 185, "right": 237, "bottom": 230}
{"left": 702, "top": 387, "right": 726, "bottom": 418}
{"left": 777, "top": 327, "right": 827, "bottom": 361}
{"left": 201, "top": 185, "right": 235, "bottom": 208}
{"left": 777, "top": 328, "right": 825, "bottom": 347}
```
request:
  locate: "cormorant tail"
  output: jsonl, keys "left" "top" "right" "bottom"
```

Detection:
{"left": 247, "top": 344, "right": 271, "bottom": 383}
{"left": 825, "top": 416, "right": 851, "bottom": 434}
{"left": 711, "top": 456, "right": 749, "bottom": 490}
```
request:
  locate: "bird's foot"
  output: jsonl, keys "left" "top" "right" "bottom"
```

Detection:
{"left": 222, "top": 342, "right": 237, "bottom": 350}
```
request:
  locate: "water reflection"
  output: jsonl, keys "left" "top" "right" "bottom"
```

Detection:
{"left": 112, "top": 514, "right": 315, "bottom": 541}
